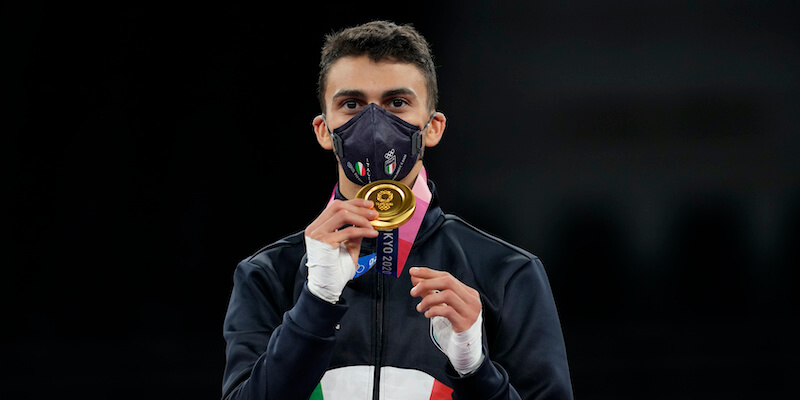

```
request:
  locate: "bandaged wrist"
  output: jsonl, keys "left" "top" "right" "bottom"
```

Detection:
{"left": 305, "top": 236, "right": 356, "bottom": 304}
{"left": 431, "top": 311, "right": 484, "bottom": 376}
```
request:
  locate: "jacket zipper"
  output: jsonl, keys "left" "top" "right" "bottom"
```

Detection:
{"left": 372, "top": 272, "right": 385, "bottom": 400}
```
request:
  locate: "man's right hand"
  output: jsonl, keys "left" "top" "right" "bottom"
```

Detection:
{"left": 304, "top": 199, "right": 379, "bottom": 303}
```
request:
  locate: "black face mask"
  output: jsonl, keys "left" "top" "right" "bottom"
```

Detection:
{"left": 324, "top": 103, "right": 435, "bottom": 185}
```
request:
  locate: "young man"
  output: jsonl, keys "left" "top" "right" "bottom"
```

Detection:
{"left": 222, "top": 21, "right": 573, "bottom": 400}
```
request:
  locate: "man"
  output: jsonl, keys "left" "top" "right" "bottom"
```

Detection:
{"left": 222, "top": 21, "right": 573, "bottom": 400}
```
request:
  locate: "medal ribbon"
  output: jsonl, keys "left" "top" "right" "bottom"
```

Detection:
{"left": 328, "top": 167, "right": 432, "bottom": 278}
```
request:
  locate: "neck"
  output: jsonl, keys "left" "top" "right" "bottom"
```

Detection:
{"left": 338, "top": 160, "right": 425, "bottom": 199}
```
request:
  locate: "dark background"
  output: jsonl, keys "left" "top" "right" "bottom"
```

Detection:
{"left": 4, "top": 1, "right": 799, "bottom": 398}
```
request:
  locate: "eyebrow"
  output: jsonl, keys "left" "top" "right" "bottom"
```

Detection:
{"left": 382, "top": 88, "right": 417, "bottom": 99}
{"left": 331, "top": 89, "right": 367, "bottom": 102}
{"left": 331, "top": 87, "right": 418, "bottom": 102}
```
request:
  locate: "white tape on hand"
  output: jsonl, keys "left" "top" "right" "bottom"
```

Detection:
{"left": 430, "top": 310, "right": 485, "bottom": 376}
{"left": 305, "top": 236, "right": 356, "bottom": 304}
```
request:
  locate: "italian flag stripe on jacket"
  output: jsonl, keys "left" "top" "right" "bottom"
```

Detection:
{"left": 311, "top": 366, "right": 453, "bottom": 399}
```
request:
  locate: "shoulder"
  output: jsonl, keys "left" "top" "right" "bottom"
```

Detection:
{"left": 438, "top": 213, "right": 541, "bottom": 267}
{"left": 229, "top": 231, "right": 307, "bottom": 311}
{"left": 436, "top": 215, "right": 559, "bottom": 327}
{"left": 244, "top": 230, "right": 306, "bottom": 268}
{"left": 430, "top": 214, "right": 549, "bottom": 298}
{"left": 232, "top": 231, "right": 307, "bottom": 289}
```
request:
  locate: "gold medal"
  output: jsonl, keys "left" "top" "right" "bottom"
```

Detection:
{"left": 355, "top": 180, "right": 416, "bottom": 230}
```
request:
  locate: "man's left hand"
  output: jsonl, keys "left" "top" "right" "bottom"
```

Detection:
{"left": 410, "top": 266, "right": 484, "bottom": 375}
{"left": 409, "top": 267, "right": 481, "bottom": 332}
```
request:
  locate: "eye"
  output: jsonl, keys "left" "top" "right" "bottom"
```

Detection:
{"left": 343, "top": 100, "right": 359, "bottom": 110}
{"left": 388, "top": 98, "right": 408, "bottom": 108}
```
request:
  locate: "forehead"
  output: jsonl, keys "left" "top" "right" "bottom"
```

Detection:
{"left": 324, "top": 55, "right": 427, "bottom": 101}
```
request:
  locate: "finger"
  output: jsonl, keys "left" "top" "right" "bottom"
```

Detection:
{"left": 422, "top": 303, "right": 465, "bottom": 325}
{"left": 321, "top": 200, "right": 377, "bottom": 226}
{"left": 334, "top": 198, "right": 376, "bottom": 214}
{"left": 409, "top": 267, "right": 446, "bottom": 285}
{"left": 411, "top": 274, "right": 479, "bottom": 303}
{"left": 415, "top": 289, "right": 469, "bottom": 316}
{"left": 318, "top": 200, "right": 378, "bottom": 233}
{"left": 311, "top": 209, "right": 377, "bottom": 242}
{"left": 409, "top": 267, "right": 451, "bottom": 296}
{"left": 408, "top": 266, "right": 446, "bottom": 279}
{"left": 322, "top": 207, "right": 376, "bottom": 230}
{"left": 421, "top": 296, "right": 480, "bottom": 333}
{"left": 410, "top": 267, "right": 478, "bottom": 299}
{"left": 324, "top": 225, "right": 379, "bottom": 245}
{"left": 412, "top": 278, "right": 481, "bottom": 330}
{"left": 424, "top": 304, "right": 475, "bottom": 332}
{"left": 409, "top": 276, "right": 439, "bottom": 298}
{"left": 423, "top": 304, "right": 455, "bottom": 319}
{"left": 343, "top": 236, "right": 365, "bottom": 266}
{"left": 306, "top": 199, "right": 377, "bottom": 234}
{"left": 339, "top": 199, "right": 377, "bottom": 218}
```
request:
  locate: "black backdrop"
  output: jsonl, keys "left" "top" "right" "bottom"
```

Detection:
{"left": 4, "top": 1, "right": 799, "bottom": 398}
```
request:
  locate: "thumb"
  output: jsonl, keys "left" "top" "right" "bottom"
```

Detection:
{"left": 344, "top": 237, "right": 363, "bottom": 266}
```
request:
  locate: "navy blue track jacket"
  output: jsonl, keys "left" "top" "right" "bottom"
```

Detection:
{"left": 222, "top": 181, "right": 573, "bottom": 399}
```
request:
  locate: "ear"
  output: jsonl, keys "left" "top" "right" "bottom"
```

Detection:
{"left": 312, "top": 115, "right": 334, "bottom": 150}
{"left": 423, "top": 112, "right": 446, "bottom": 148}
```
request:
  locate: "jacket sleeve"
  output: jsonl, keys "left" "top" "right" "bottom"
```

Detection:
{"left": 221, "top": 259, "right": 348, "bottom": 400}
{"left": 450, "top": 257, "right": 574, "bottom": 400}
